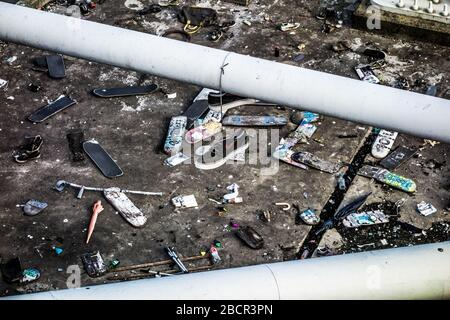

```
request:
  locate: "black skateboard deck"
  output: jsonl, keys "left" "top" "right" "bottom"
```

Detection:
{"left": 46, "top": 55, "right": 66, "bottom": 79}
{"left": 92, "top": 84, "right": 159, "bottom": 98}
{"left": 83, "top": 139, "right": 123, "bottom": 178}
{"left": 183, "top": 99, "right": 210, "bottom": 129}
{"left": 379, "top": 146, "right": 416, "bottom": 170}
{"left": 28, "top": 95, "right": 77, "bottom": 123}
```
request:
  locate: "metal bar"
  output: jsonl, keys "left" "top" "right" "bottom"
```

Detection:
{"left": 0, "top": 3, "right": 449, "bottom": 142}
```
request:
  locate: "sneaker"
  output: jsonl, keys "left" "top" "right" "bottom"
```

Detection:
{"left": 14, "top": 150, "right": 41, "bottom": 163}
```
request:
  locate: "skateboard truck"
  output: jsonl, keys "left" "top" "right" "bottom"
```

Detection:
{"left": 54, "top": 180, "right": 163, "bottom": 199}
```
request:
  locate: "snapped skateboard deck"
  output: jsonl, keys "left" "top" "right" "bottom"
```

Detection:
{"left": 342, "top": 210, "right": 389, "bottom": 228}
{"left": 185, "top": 121, "right": 222, "bottom": 144}
{"left": 46, "top": 55, "right": 66, "bottom": 79}
{"left": 371, "top": 130, "right": 398, "bottom": 159}
{"left": 81, "top": 252, "right": 107, "bottom": 278}
{"left": 83, "top": 139, "right": 123, "bottom": 178}
{"left": 28, "top": 95, "right": 77, "bottom": 123}
{"left": 291, "top": 151, "right": 342, "bottom": 173}
{"left": 92, "top": 84, "right": 159, "bottom": 98}
{"left": 380, "top": 146, "right": 416, "bottom": 170}
{"left": 358, "top": 165, "right": 416, "bottom": 193}
{"left": 222, "top": 115, "right": 288, "bottom": 127}
{"left": 272, "top": 141, "right": 308, "bottom": 170}
{"left": 164, "top": 116, "right": 187, "bottom": 155}
{"left": 183, "top": 100, "right": 210, "bottom": 129}
{"left": 103, "top": 187, "right": 147, "bottom": 227}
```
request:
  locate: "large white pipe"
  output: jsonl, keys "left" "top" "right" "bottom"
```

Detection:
{"left": 3, "top": 241, "right": 450, "bottom": 300}
{"left": 0, "top": 3, "right": 449, "bottom": 142}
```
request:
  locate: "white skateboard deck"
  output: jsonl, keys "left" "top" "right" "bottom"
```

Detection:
{"left": 371, "top": 130, "right": 398, "bottom": 159}
{"left": 103, "top": 187, "right": 147, "bottom": 228}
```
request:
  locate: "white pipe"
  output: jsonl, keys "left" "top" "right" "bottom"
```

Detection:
{"left": 3, "top": 241, "right": 450, "bottom": 300}
{"left": 0, "top": 3, "right": 449, "bottom": 143}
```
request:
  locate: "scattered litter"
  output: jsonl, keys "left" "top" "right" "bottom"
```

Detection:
{"left": 53, "top": 246, "right": 64, "bottom": 255}
{"left": 18, "top": 199, "right": 48, "bottom": 216}
{"left": 417, "top": 201, "right": 437, "bottom": 216}
{"left": 243, "top": 20, "right": 251, "bottom": 26}
{"left": 223, "top": 183, "right": 240, "bottom": 203}
{"left": 165, "top": 247, "right": 188, "bottom": 273}
{"left": 275, "top": 202, "right": 291, "bottom": 211}
{"left": 0, "top": 79, "right": 8, "bottom": 90}
{"left": 210, "top": 246, "right": 221, "bottom": 264}
{"left": 355, "top": 64, "right": 380, "bottom": 84}
{"left": 343, "top": 210, "right": 389, "bottom": 228}
{"left": 6, "top": 56, "right": 17, "bottom": 65}
{"left": 297, "top": 208, "right": 320, "bottom": 225}
{"left": 337, "top": 173, "right": 346, "bottom": 190}
{"left": 166, "top": 92, "right": 177, "bottom": 99}
{"left": 236, "top": 226, "right": 264, "bottom": 249}
{"left": 164, "top": 152, "right": 190, "bottom": 167}
{"left": 81, "top": 251, "right": 107, "bottom": 278}
{"left": 172, "top": 195, "right": 198, "bottom": 208}
{"left": 279, "top": 22, "right": 300, "bottom": 32}
{"left": 0, "top": 258, "right": 40, "bottom": 284}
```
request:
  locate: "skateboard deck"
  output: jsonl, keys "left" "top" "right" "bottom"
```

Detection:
{"left": 208, "top": 92, "right": 245, "bottom": 105}
{"left": 46, "top": 55, "right": 66, "bottom": 79}
{"left": 291, "top": 151, "right": 342, "bottom": 173}
{"left": 164, "top": 116, "right": 187, "bottom": 155}
{"left": 103, "top": 187, "right": 147, "bottom": 227}
{"left": 355, "top": 64, "right": 380, "bottom": 84}
{"left": 297, "top": 208, "right": 320, "bottom": 225}
{"left": 183, "top": 100, "right": 210, "bottom": 129}
{"left": 272, "top": 142, "right": 308, "bottom": 170}
{"left": 222, "top": 115, "right": 288, "bottom": 127}
{"left": 28, "top": 95, "right": 76, "bottom": 123}
{"left": 185, "top": 121, "right": 222, "bottom": 144}
{"left": 22, "top": 199, "right": 48, "bottom": 216}
{"left": 342, "top": 210, "right": 389, "bottom": 228}
{"left": 92, "top": 84, "right": 158, "bottom": 98}
{"left": 81, "top": 252, "right": 107, "bottom": 278}
{"left": 358, "top": 165, "right": 416, "bottom": 193}
{"left": 83, "top": 139, "right": 123, "bottom": 178}
{"left": 371, "top": 130, "right": 398, "bottom": 159}
{"left": 379, "top": 146, "right": 416, "bottom": 170}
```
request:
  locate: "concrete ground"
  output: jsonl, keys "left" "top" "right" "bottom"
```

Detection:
{"left": 0, "top": 0, "right": 449, "bottom": 296}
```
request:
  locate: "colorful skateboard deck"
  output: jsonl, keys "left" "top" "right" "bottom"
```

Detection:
{"left": 83, "top": 139, "right": 123, "bottom": 178}
{"left": 291, "top": 151, "right": 342, "bottom": 173}
{"left": 379, "top": 146, "right": 416, "bottom": 170}
{"left": 103, "top": 187, "right": 147, "bottom": 227}
{"left": 28, "top": 95, "right": 77, "bottom": 123}
{"left": 358, "top": 165, "right": 416, "bottom": 193}
{"left": 222, "top": 115, "right": 288, "bottom": 127}
{"left": 297, "top": 208, "right": 320, "bottom": 225}
{"left": 185, "top": 121, "right": 222, "bottom": 144}
{"left": 371, "top": 130, "right": 398, "bottom": 159}
{"left": 272, "top": 142, "right": 308, "bottom": 170}
{"left": 343, "top": 210, "right": 389, "bottom": 228}
{"left": 164, "top": 116, "right": 187, "bottom": 155}
{"left": 92, "top": 84, "right": 158, "bottom": 98}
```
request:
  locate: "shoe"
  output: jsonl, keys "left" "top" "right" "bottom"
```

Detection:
{"left": 14, "top": 150, "right": 41, "bottom": 163}
{"left": 236, "top": 226, "right": 264, "bottom": 249}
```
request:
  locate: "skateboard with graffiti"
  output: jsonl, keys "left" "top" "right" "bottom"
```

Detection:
{"left": 371, "top": 130, "right": 398, "bottom": 159}
{"left": 358, "top": 165, "right": 416, "bottom": 193}
{"left": 83, "top": 139, "right": 123, "bottom": 178}
{"left": 291, "top": 151, "right": 342, "bottom": 173}
{"left": 342, "top": 210, "right": 389, "bottom": 228}
{"left": 222, "top": 115, "right": 288, "bottom": 127}
{"left": 185, "top": 121, "right": 222, "bottom": 144}
{"left": 164, "top": 116, "right": 187, "bottom": 155}
{"left": 93, "top": 84, "right": 158, "bottom": 98}
{"left": 103, "top": 187, "right": 147, "bottom": 228}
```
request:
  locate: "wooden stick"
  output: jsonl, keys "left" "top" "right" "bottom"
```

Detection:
{"left": 107, "top": 264, "right": 213, "bottom": 281}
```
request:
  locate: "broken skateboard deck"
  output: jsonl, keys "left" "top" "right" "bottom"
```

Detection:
{"left": 83, "top": 139, "right": 123, "bottom": 178}
{"left": 28, "top": 95, "right": 77, "bottom": 123}
{"left": 81, "top": 252, "right": 107, "bottom": 278}
{"left": 103, "top": 187, "right": 147, "bottom": 227}
{"left": 358, "top": 165, "right": 416, "bottom": 193}
{"left": 164, "top": 116, "right": 187, "bottom": 155}
{"left": 291, "top": 151, "right": 342, "bottom": 173}
{"left": 379, "top": 146, "right": 416, "bottom": 170}
{"left": 92, "top": 84, "right": 159, "bottom": 98}
{"left": 343, "top": 210, "right": 389, "bottom": 228}
{"left": 371, "top": 130, "right": 398, "bottom": 159}
{"left": 272, "top": 141, "right": 308, "bottom": 170}
{"left": 222, "top": 115, "right": 288, "bottom": 127}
